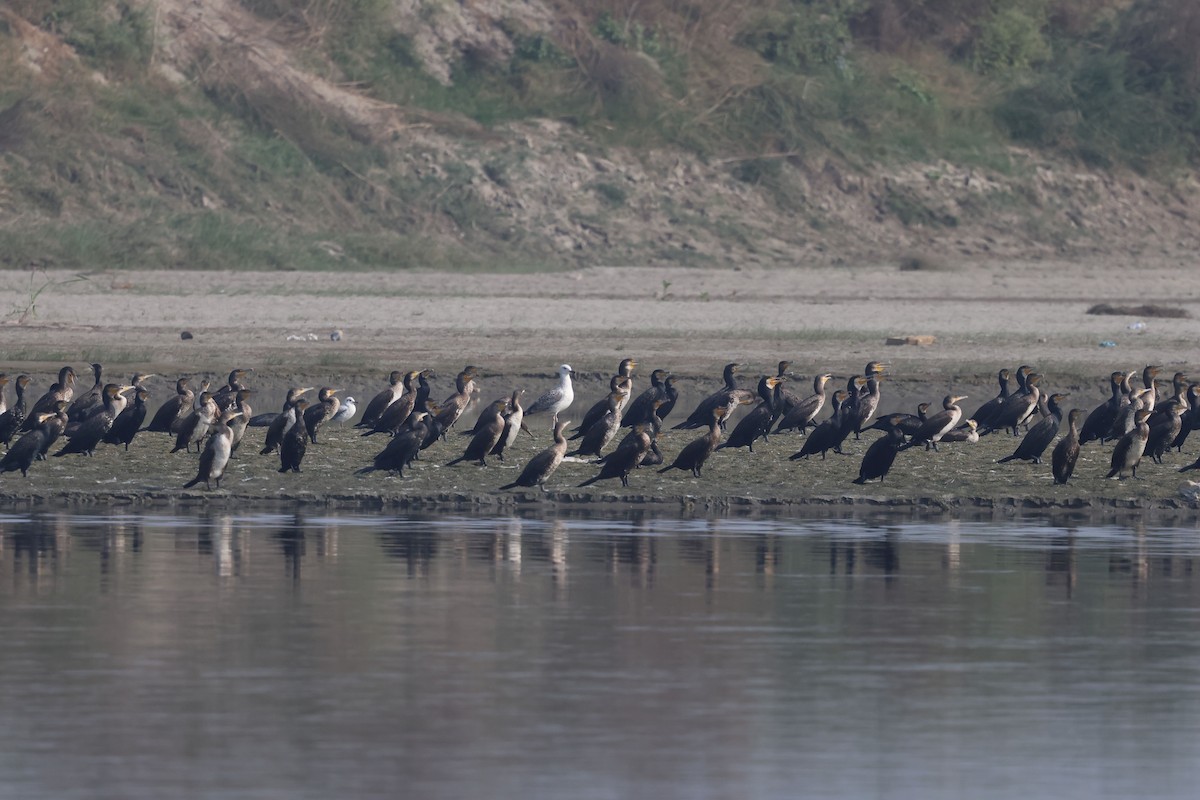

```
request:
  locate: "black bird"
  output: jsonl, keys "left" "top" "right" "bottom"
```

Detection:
{"left": 368, "top": 370, "right": 423, "bottom": 436}
{"left": 172, "top": 391, "right": 217, "bottom": 454}
{"left": 573, "top": 359, "right": 636, "bottom": 437}
{"left": 54, "top": 384, "right": 134, "bottom": 457}
{"left": 986, "top": 369, "right": 1039, "bottom": 436}
{"left": 357, "top": 370, "right": 406, "bottom": 429}
{"left": 853, "top": 414, "right": 907, "bottom": 484}
{"left": 1172, "top": 384, "right": 1200, "bottom": 452}
{"left": 579, "top": 425, "right": 652, "bottom": 488}
{"left": 66, "top": 363, "right": 104, "bottom": 422}
{"left": 1079, "top": 371, "right": 1127, "bottom": 445}
{"left": 500, "top": 418, "right": 571, "bottom": 492}
{"left": 969, "top": 368, "right": 1011, "bottom": 432}
{"left": 261, "top": 387, "right": 314, "bottom": 455}
{"left": 357, "top": 411, "right": 434, "bottom": 478}
{"left": 717, "top": 376, "right": 782, "bottom": 452}
{"left": 279, "top": 399, "right": 309, "bottom": 473}
{"left": 570, "top": 376, "right": 631, "bottom": 440}
{"left": 789, "top": 390, "right": 849, "bottom": 460}
{"left": 774, "top": 371, "right": 831, "bottom": 434}
{"left": 447, "top": 398, "right": 508, "bottom": 467}
{"left": 568, "top": 391, "right": 625, "bottom": 458}
{"left": 673, "top": 363, "right": 753, "bottom": 431}
{"left": 849, "top": 361, "right": 887, "bottom": 439}
{"left": 892, "top": 403, "right": 931, "bottom": 437}
{"left": 303, "top": 387, "right": 341, "bottom": 444}
{"left": 997, "top": 393, "right": 1068, "bottom": 464}
{"left": 490, "top": 389, "right": 530, "bottom": 462}
{"left": 660, "top": 405, "right": 726, "bottom": 478}
{"left": 36, "top": 402, "right": 69, "bottom": 459}
{"left": 1052, "top": 408, "right": 1083, "bottom": 485}
{"left": 214, "top": 368, "right": 253, "bottom": 411}
{"left": 0, "top": 412, "right": 56, "bottom": 478}
{"left": 1107, "top": 409, "right": 1151, "bottom": 480}
{"left": 656, "top": 374, "right": 680, "bottom": 424}
{"left": 146, "top": 378, "right": 194, "bottom": 433}
{"left": 183, "top": 408, "right": 240, "bottom": 490}
{"left": 24, "top": 365, "right": 76, "bottom": 430}
{"left": 104, "top": 386, "right": 149, "bottom": 450}
{"left": 1146, "top": 401, "right": 1184, "bottom": 465}
{"left": 623, "top": 368, "right": 669, "bottom": 428}
{"left": 0, "top": 375, "right": 33, "bottom": 448}
{"left": 906, "top": 394, "right": 968, "bottom": 452}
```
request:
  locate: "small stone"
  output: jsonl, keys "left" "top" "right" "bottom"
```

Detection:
{"left": 180, "top": 331, "right": 193, "bottom": 340}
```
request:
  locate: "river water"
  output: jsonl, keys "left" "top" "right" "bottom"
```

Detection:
{"left": 0, "top": 509, "right": 1197, "bottom": 799}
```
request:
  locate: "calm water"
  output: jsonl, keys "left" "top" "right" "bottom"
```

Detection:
{"left": 1, "top": 509, "right": 1199, "bottom": 799}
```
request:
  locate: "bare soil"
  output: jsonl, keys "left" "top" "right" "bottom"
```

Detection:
{"left": 1, "top": 260, "right": 1199, "bottom": 512}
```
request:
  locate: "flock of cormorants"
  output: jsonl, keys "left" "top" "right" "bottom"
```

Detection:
{"left": 0, "top": 359, "right": 1192, "bottom": 493}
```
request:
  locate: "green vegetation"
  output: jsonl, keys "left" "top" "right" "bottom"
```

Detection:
{"left": 1, "top": 0, "right": 1198, "bottom": 271}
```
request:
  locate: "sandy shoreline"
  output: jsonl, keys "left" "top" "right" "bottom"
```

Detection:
{"left": 0, "top": 262, "right": 1199, "bottom": 515}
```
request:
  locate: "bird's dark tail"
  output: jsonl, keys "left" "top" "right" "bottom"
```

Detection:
{"left": 182, "top": 475, "right": 202, "bottom": 489}
{"left": 499, "top": 481, "right": 519, "bottom": 491}
{"left": 1179, "top": 461, "right": 1199, "bottom": 473}
{"left": 996, "top": 454, "right": 1019, "bottom": 464}
{"left": 578, "top": 475, "right": 601, "bottom": 487}
{"left": 1105, "top": 467, "right": 1119, "bottom": 479}
{"left": 354, "top": 465, "right": 377, "bottom": 476}
{"left": 852, "top": 476, "right": 867, "bottom": 485}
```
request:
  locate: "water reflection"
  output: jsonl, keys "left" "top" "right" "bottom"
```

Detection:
{"left": 0, "top": 509, "right": 1198, "bottom": 799}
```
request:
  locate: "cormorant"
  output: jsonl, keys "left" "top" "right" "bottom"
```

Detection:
{"left": 623, "top": 368, "right": 669, "bottom": 428}
{"left": 172, "top": 391, "right": 217, "bottom": 454}
{"left": 717, "top": 375, "right": 782, "bottom": 452}
{"left": 0, "top": 412, "right": 57, "bottom": 477}
{"left": 939, "top": 419, "right": 980, "bottom": 444}
{"left": 579, "top": 424, "right": 652, "bottom": 487}
{"left": 227, "top": 389, "right": 253, "bottom": 452}
{"left": 183, "top": 408, "right": 241, "bottom": 490}
{"left": 969, "top": 368, "right": 1010, "bottom": 432}
{"left": 66, "top": 363, "right": 103, "bottom": 422}
{"left": 1079, "top": 371, "right": 1126, "bottom": 445}
{"left": 774, "top": 374, "right": 832, "bottom": 434}
{"left": 660, "top": 405, "right": 726, "bottom": 477}
{"left": 1107, "top": 408, "right": 1151, "bottom": 480}
{"left": 489, "top": 389, "right": 529, "bottom": 462}
{"left": 24, "top": 365, "right": 76, "bottom": 430}
{"left": 447, "top": 398, "right": 508, "bottom": 466}
{"left": 568, "top": 390, "right": 625, "bottom": 458}
{"left": 997, "top": 393, "right": 1068, "bottom": 464}
{"left": 789, "top": 390, "right": 850, "bottom": 460}
{"left": 1052, "top": 409, "right": 1083, "bottom": 485}
{"left": 261, "top": 388, "right": 313, "bottom": 455}
{"left": 0, "top": 375, "right": 32, "bottom": 447}
{"left": 432, "top": 367, "right": 479, "bottom": 438}
{"left": 500, "top": 418, "right": 571, "bottom": 492}
{"left": 850, "top": 361, "right": 887, "bottom": 439}
{"left": 53, "top": 384, "right": 134, "bottom": 457}
{"left": 357, "top": 411, "right": 433, "bottom": 477}
{"left": 853, "top": 414, "right": 907, "bottom": 484}
{"left": 907, "top": 394, "right": 968, "bottom": 451}
{"left": 368, "top": 371, "right": 422, "bottom": 436}
{"left": 279, "top": 398, "right": 309, "bottom": 472}
{"left": 303, "top": 387, "right": 341, "bottom": 443}
{"left": 357, "top": 370, "right": 405, "bottom": 429}
{"left": 104, "top": 386, "right": 149, "bottom": 451}
{"left": 672, "top": 363, "right": 753, "bottom": 431}
{"left": 570, "top": 375, "right": 631, "bottom": 440}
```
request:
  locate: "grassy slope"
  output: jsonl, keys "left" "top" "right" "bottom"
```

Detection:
{"left": 0, "top": 0, "right": 1197, "bottom": 273}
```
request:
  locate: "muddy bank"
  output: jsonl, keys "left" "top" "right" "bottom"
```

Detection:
{"left": 0, "top": 419, "right": 1198, "bottom": 519}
